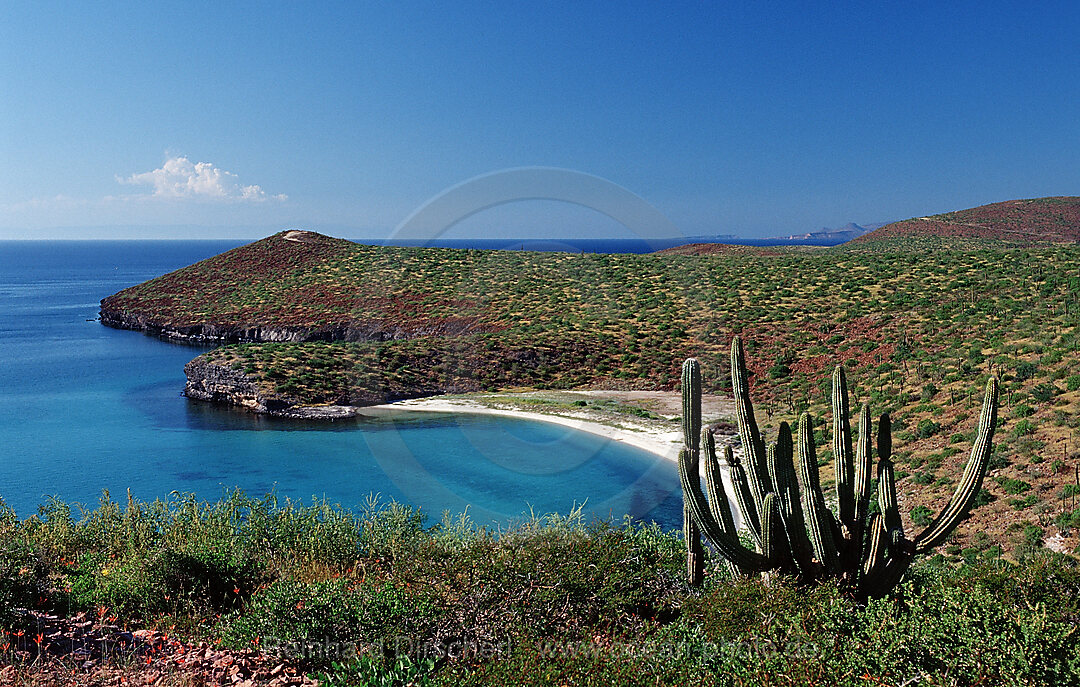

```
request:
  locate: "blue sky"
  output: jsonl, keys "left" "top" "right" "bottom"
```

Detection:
{"left": 2, "top": 1, "right": 1078, "bottom": 239}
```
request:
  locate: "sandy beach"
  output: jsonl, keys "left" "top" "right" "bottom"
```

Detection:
{"left": 361, "top": 388, "right": 737, "bottom": 462}
{"left": 362, "top": 396, "right": 685, "bottom": 462}
{"left": 364, "top": 392, "right": 747, "bottom": 529}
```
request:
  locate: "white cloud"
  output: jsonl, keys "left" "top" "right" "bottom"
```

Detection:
{"left": 120, "top": 156, "right": 286, "bottom": 202}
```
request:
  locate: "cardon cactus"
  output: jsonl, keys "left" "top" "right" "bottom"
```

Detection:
{"left": 679, "top": 336, "right": 998, "bottom": 598}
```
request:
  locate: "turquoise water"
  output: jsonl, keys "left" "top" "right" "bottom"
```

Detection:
{"left": 0, "top": 241, "right": 681, "bottom": 527}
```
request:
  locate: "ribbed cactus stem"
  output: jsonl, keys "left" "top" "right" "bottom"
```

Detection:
{"left": 676, "top": 343, "right": 999, "bottom": 599}
{"left": 865, "top": 556, "right": 914, "bottom": 599}
{"left": 761, "top": 492, "right": 782, "bottom": 563}
{"left": 852, "top": 404, "right": 873, "bottom": 547}
{"left": 797, "top": 412, "right": 839, "bottom": 572}
{"left": 763, "top": 446, "right": 795, "bottom": 572}
{"left": 681, "top": 359, "right": 702, "bottom": 451}
{"left": 678, "top": 448, "right": 772, "bottom": 572}
{"left": 683, "top": 490, "right": 704, "bottom": 586}
{"left": 915, "top": 377, "right": 998, "bottom": 553}
{"left": 703, "top": 430, "right": 738, "bottom": 535}
{"left": 724, "top": 445, "right": 762, "bottom": 549}
{"left": 769, "top": 422, "right": 815, "bottom": 576}
{"left": 876, "top": 437, "right": 904, "bottom": 539}
{"left": 703, "top": 430, "right": 741, "bottom": 577}
{"left": 681, "top": 358, "right": 705, "bottom": 585}
{"left": 767, "top": 423, "right": 798, "bottom": 508}
{"left": 863, "top": 512, "right": 887, "bottom": 578}
{"left": 877, "top": 413, "right": 892, "bottom": 467}
{"left": 832, "top": 366, "right": 856, "bottom": 538}
{"left": 731, "top": 337, "right": 771, "bottom": 511}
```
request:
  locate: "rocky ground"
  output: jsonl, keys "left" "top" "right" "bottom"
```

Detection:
{"left": 0, "top": 611, "right": 317, "bottom": 686}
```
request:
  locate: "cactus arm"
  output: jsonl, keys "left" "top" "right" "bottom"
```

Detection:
{"left": 683, "top": 486, "right": 705, "bottom": 585}
{"left": 767, "top": 422, "right": 816, "bottom": 577}
{"left": 851, "top": 404, "right": 873, "bottom": 561}
{"left": 766, "top": 423, "right": 797, "bottom": 516}
{"left": 703, "top": 429, "right": 742, "bottom": 577}
{"left": 796, "top": 412, "right": 840, "bottom": 573}
{"left": 874, "top": 413, "right": 911, "bottom": 563}
{"left": 724, "top": 446, "right": 762, "bottom": 548}
{"left": 731, "top": 337, "right": 772, "bottom": 511}
{"left": 876, "top": 414, "right": 904, "bottom": 540}
{"left": 914, "top": 377, "right": 998, "bottom": 554}
{"left": 681, "top": 359, "right": 702, "bottom": 450}
{"left": 832, "top": 366, "right": 856, "bottom": 538}
{"left": 862, "top": 512, "right": 887, "bottom": 579}
{"left": 762, "top": 447, "right": 795, "bottom": 570}
{"left": 760, "top": 492, "right": 784, "bottom": 565}
{"left": 863, "top": 526, "right": 916, "bottom": 598}
{"left": 862, "top": 549, "right": 914, "bottom": 599}
{"left": 681, "top": 359, "right": 706, "bottom": 585}
{"left": 679, "top": 448, "right": 773, "bottom": 572}
{"left": 703, "top": 430, "right": 738, "bottom": 535}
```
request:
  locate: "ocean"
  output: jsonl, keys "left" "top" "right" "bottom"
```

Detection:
{"left": 0, "top": 240, "right": 682, "bottom": 528}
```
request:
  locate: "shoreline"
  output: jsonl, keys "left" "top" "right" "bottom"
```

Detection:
{"left": 361, "top": 397, "right": 684, "bottom": 463}
{"left": 363, "top": 395, "right": 746, "bottom": 530}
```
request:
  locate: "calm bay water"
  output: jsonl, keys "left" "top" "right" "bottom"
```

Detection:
{"left": 0, "top": 241, "right": 681, "bottom": 528}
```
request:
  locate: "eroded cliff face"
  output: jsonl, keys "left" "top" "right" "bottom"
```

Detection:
{"left": 100, "top": 308, "right": 309, "bottom": 344}
{"left": 99, "top": 305, "right": 492, "bottom": 345}
{"left": 181, "top": 357, "right": 462, "bottom": 418}
{"left": 183, "top": 359, "right": 277, "bottom": 414}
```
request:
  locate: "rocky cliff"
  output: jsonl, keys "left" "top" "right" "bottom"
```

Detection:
{"left": 181, "top": 354, "right": 490, "bottom": 419}
{"left": 183, "top": 359, "right": 275, "bottom": 413}
{"left": 99, "top": 306, "right": 484, "bottom": 346}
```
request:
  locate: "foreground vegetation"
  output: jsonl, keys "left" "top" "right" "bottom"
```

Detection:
{"left": 1, "top": 491, "right": 1078, "bottom": 685}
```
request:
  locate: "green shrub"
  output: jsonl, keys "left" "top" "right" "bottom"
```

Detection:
{"left": 912, "top": 471, "right": 935, "bottom": 485}
{"left": 1015, "top": 361, "right": 1038, "bottom": 381}
{"left": 910, "top": 505, "right": 933, "bottom": 527}
{"left": 1031, "top": 384, "right": 1058, "bottom": 403}
{"left": 1012, "top": 419, "right": 1034, "bottom": 437}
{"left": 916, "top": 418, "right": 941, "bottom": 438}
{"left": 972, "top": 489, "right": 994, "bottom": 507}
{"left": 221, "top": 577, "right": 437, "bottom": 651}
{"left": 768, "top": 362, "right": 791, "bottom": 379}
{"left": 1010, "top": 495, "right": 1039, "bottom": 510}
{"left": 999, "top": 478, "right": 1032, "bottom": 495}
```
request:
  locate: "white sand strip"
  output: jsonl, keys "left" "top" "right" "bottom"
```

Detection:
{"left": 363, "top": 397, "right": 683, "bottom": 463}
{"left": 362, "top": 396, "right": 746, "bottom": 530}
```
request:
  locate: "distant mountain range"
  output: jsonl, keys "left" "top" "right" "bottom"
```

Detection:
{"left": 671, "top": 222, "right": 889, "bottom": 249}
{"left": 766, "top": 222, "right": 889, "bottom": 244}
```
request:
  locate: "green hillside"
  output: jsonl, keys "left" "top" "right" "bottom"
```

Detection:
{"left": 853, "top": 196, "right": 1080, "bottom": 245}
{"left": 100, "top": 229, "right": 1080, "bottom": 552}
